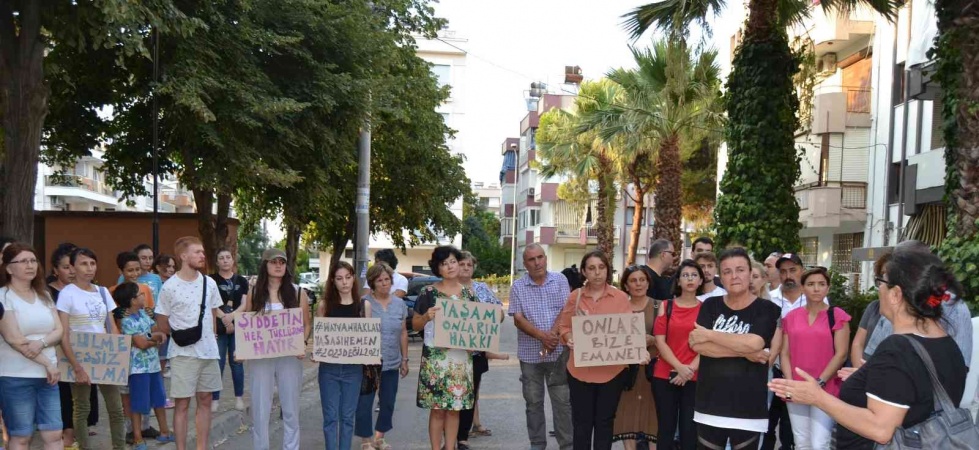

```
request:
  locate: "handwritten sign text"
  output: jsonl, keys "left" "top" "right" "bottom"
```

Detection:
{"left": 234, "top": 308, "right": 306, "bottom": 360}
{"left": 433, "top": 298, "right": 503, "bottom": 352}
{"left": 571, "top": 313, "right": 647, "bottom": 367}
{"left": 312, "top": 318, "right": 381, "bottom": 364}
{"left": 57, "top": 332, "right": 132, "bottom": 385}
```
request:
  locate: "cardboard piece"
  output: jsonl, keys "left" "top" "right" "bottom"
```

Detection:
{"left": 312, "top": 318, "right": 382, "bottom": 364}
{"left": 571, "top": 313, "right": 647, "bottom": 367}
{"left": 234, "top": 308, "right": 306, "bottom": 360}
{"left": 57, "top": 332, "right": 132, "bottom": 385}
{"left": 433, "top": 298, "right": 503, "bottom": 352}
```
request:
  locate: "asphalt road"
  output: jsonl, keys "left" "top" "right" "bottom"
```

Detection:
{"left": 216, "top": 319, "right": 584, "bottom": 450}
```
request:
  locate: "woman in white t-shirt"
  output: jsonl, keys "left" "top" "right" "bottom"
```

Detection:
{"left": 56, "top": 248, "right": 127, "bottom": 450}
{"left": 0, "top": 242, "right": 65, "bottom": 450}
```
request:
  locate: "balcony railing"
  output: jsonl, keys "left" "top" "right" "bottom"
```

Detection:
{"left": 795, "top": 181, "right": 867, "bottom": 209}
{"left": 46, "top": 174, "right": 116, "bottom": 197}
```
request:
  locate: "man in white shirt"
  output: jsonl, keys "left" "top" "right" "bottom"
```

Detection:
{"left": 695, "top": 252, "right": 727, "bottom": 301}
{"left": 374, "top": 249, "right": 408, "bottom": 297}
{"left": 155, "top": 237, "right": 225, "bottom": 450}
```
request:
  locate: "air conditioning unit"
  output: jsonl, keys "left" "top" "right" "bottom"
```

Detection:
{"left": 529, "top": 187, "right": 536, "bottom": 196}
{"left": 819, "top": 53, "right": 838, "bottom": 73}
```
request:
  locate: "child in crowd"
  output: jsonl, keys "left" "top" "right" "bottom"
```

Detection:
{"left": 113, "top": 251, "right": 160, "bottom": 442}
{"left": 114, "top": 282, "right": 174, "bottom": 449}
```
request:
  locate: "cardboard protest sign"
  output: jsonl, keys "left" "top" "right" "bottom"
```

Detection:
{"left": 571, "top": 313, "right": 647, "bottom": 367}
{"left": 234, "top": 308, "right": 306, "bottom": 360}
{"left": 312, "top": 318, "right": 381, "bottom": 364}
{"left": 57, "top": 332, "right": 132, "bottom": 385}
{"left": 433, "top": 298, "right": 503, "bottom": 352}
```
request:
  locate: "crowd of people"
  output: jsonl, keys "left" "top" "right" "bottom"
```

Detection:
{"left": 0, "top": 233, "right": 974, "bottom": 450}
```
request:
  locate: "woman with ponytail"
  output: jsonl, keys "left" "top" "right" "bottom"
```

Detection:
{"left": 769, "top": 247, "right": 968, "bottom": 449}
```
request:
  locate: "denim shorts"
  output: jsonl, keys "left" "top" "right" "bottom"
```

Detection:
{"left": 0, "top": 376, "right": 62, "bottom": 436}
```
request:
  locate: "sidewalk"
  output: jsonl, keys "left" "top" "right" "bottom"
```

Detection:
{"left": 29, "top": 354, "right": 320, "bottom": 450}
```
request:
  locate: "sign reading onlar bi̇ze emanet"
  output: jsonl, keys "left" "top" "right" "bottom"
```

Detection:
{"left": 571, "top": 313, "right": 648, "bottom": 367}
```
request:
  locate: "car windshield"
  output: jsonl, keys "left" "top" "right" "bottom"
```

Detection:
{"left": 407, "top": 277, "right": 439, "bottom": 297}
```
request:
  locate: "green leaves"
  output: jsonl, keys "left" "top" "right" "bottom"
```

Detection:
{"left": 715, "top": 31, "right": 802, "bottom": 258}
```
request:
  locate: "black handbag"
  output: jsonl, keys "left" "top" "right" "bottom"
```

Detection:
{"left": 358, "top": 297, "right": 382, "bottom": 394}
{"left": 170, "top": 276, "right": 208, "bottom": 347}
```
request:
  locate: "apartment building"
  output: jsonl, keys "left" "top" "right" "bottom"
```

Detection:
{"left": 472, "top": 181, "right": 502, "bottom": 217}
{"left": 787, "top": 4, "right": 876, "bottom": 274}
{"left": 35, "top": 148, "right": 195, "bottom": 214}
{"left": 500, "top": 88, "right": 626, "bottom": 277}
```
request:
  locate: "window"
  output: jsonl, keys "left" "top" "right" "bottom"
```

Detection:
{"left": 819, "top": 135, "right": 830, "bottom": 185}
{"left": 799, "top": 237, "right": 819, "bottom": 266}
{"left": 887, "top": 162, "right": 901, "bottom": 204}
{"left": 431, "top": 64, "right": 451, "bottom": 88}
{"left": 892, "top": 63, "right": 906, "bottom": 106}
{"left": 530, "top": 209, "right": 540, "bottom": 227}
{"left": 832, "top": 232, "right": 864, "bottom": 273}
{"left": 344, "top": 249, "right": 354, "bottom": 259}
{"left": 931, "top": 98, "right": 945, "bottom": 150}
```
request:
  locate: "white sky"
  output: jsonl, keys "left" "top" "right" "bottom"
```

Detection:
{"left": 433, "top": 0, "right": 747, "bottom": 185}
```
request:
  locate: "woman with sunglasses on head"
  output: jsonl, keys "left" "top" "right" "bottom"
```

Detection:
{"left": 777, "top": 267, "right": 850, "bottom": 450}
{"left": 651, "top": 260, "right": 703, "bottom": 450}
{"left": 611, "top": 265, "right": 659, "bottom": 450}
{"left": 243, "top": 249, "right": 311, "bottom": 450}
{"left": 558, "top": 250, "right": 643, "bottom": 450}
{"left": 0, "top": 243, "right": 65, "bottom": 450}
{"left": 769, "top": 248, "right": 967, "bottom": 449}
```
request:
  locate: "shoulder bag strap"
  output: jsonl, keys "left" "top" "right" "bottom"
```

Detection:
{"left": 900, "top": 334, "right": 958, "bottom": 413}
{"left": 197, "top": 275, "right": 207, "bottom": 327}
{"left": 97, "top": 286, "right": 114, "bottom": 331}
{"left": 827, "top": 306, "right": 836, "bottom": 355}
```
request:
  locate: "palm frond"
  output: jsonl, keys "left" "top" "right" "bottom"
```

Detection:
{"left": 621, "top": 0, "right": 726, "bottom": 39}
{"left": 818, "top": 0, "right": 900, "bottom": 23}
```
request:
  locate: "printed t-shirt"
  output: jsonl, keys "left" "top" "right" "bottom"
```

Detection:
{"left": 155, "top": 272, "right": 222, "bottom": 360}
{"left": 57, "top": 283, "right": 115, "bottom": 333}
{"left": 694, "top": 295, "right": 781, "bottom": 433}
{"left": 210, "top": 273, "right": 249, "bottom": 310}
{"left": 122, "top": 310, "right": 161, "bottom": 374}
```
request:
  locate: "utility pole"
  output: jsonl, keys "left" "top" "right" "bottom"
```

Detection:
{"left": 354, "top": 113, "right": 371, "bottom": 290}
{"left": 151, "top": 28, "right": 161, "bottom": 255}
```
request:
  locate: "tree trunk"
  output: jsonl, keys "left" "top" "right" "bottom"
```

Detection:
{"left": 653, "top": 135, "right": 683, "bottom": 256}
{"left": 626, "top": 184, "right": 647, "bottom": 265}
{"left": 594, "top": 155, "right": 617, "bottom": 256}
{"left": 192, "top": 188, "right": 232, "bottom": 271}
{"left": 0, "top": 2, "right": 47, "bottom": 242}
{"left": 745, "top": 0, "right": 779, "bottom": 40}
{"left": 285, "top": 221, "right": 301, "bottom": 275}
{"left": 946, "top": 11, "right": 979, "bottom": 236}
{"left": 328, "top": 218, "right": 356, "bottom": 271}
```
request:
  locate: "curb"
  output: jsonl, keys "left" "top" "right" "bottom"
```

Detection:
{"left": 157, "top": 362, "right": 320, "bottom": 449}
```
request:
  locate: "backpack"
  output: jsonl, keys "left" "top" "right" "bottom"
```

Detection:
{"left": 874, "top": 335, "right": 979, "bottom": 449}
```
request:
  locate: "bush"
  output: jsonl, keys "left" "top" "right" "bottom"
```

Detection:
{"left": 827, "top": 269, "right": 877, "bottom": 336}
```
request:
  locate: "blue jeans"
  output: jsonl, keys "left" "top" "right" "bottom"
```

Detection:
{"left": 214, "top": 333, "right": 244, "bottom": 400}
{"left": 318, "top": 363, "right": 363, "bottom": 450}
{"left": 355, "top": 369, "right": 399, "bottom": 438}
{"left": 0, "top": 376, "right": 62, "bottom": 436}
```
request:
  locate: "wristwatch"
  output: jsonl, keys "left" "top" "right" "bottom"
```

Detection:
{"left": 817, "top": 378, "right": 827, "bottom": 388}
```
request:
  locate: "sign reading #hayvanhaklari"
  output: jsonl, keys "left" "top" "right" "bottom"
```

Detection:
{"left": 433, "top": 298, "right": 503, "bottom": 352}
{"left": 57, "top": 332, "right": 132, "bottom": 385}
{"left": 311, "top": 318, "right": 381, "bottom": 364}
{"left": 234, "top": 308, "right": 306, "bottom": 360}
{"left": 571, "top": 313, "right": 647, "bottom": 367}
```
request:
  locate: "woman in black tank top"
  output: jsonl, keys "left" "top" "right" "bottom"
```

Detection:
{"left": 316, "top": 261, "right": 372, "bottom": 450}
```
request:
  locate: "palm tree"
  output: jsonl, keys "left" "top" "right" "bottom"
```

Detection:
{"left": 591, "top": 41, "right": 724, "bottom": 258}
{"left": 623, "top": 0, "right": 899, "bottom": 256}
{"left": 537, "top": 80, "right": 622, "bottom": 254}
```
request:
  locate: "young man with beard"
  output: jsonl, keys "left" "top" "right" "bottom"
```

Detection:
{"left": 154, "top": 237, "right": 226, "bottom": 450}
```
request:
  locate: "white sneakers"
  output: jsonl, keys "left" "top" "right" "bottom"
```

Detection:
{"left": 235, "top": 397, "right": 246, "bottom": 411}
{"left": 211, "top": 400, "right": 220, "bottom": 413}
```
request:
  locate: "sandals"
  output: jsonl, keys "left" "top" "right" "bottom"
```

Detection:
{"left": 374, "top": 438, "right": 392, "bottom": 450}
{"left": 471, "top": 425, "right": 492, "bottom": 436}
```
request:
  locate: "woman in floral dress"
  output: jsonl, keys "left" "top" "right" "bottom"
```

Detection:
{"left": 412, "top": 246, "right": 475, "bottom": 450}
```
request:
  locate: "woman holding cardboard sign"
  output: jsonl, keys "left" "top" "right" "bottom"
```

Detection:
{"left": 557, "top": 250, "right": 642, "bottom": 450}
{"left": 612, "top": 265, "right": 659, "bottom": 450}
{"left": 0, "top": 243, "right": 65, "bottom": 450}
{"left": 317, "top": 260, "right": 371, "bottom": 450}
{"left": 412, "top": 245, "right": 476, "bottom": 450}
{"left": 239, "top": 248, "right": 311, "bottom": 450}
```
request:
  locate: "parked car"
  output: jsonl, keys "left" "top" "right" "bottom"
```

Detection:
{"left": 404, "top": 275, "right": 440, "bottom": 339}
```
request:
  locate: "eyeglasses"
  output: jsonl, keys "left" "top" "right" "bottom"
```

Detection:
{"left": 8, "top": 258, "right": 38, "bottom": 265}
{"left": 874, "top": 277, "right": 893, "bottom": 288}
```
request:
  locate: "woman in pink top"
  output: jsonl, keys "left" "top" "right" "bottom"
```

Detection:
{"left": 557, "top": 250, "right": 638, "bottom": 450}
{"left": 778, "top": 267, "right": 851, "bottom": 450}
